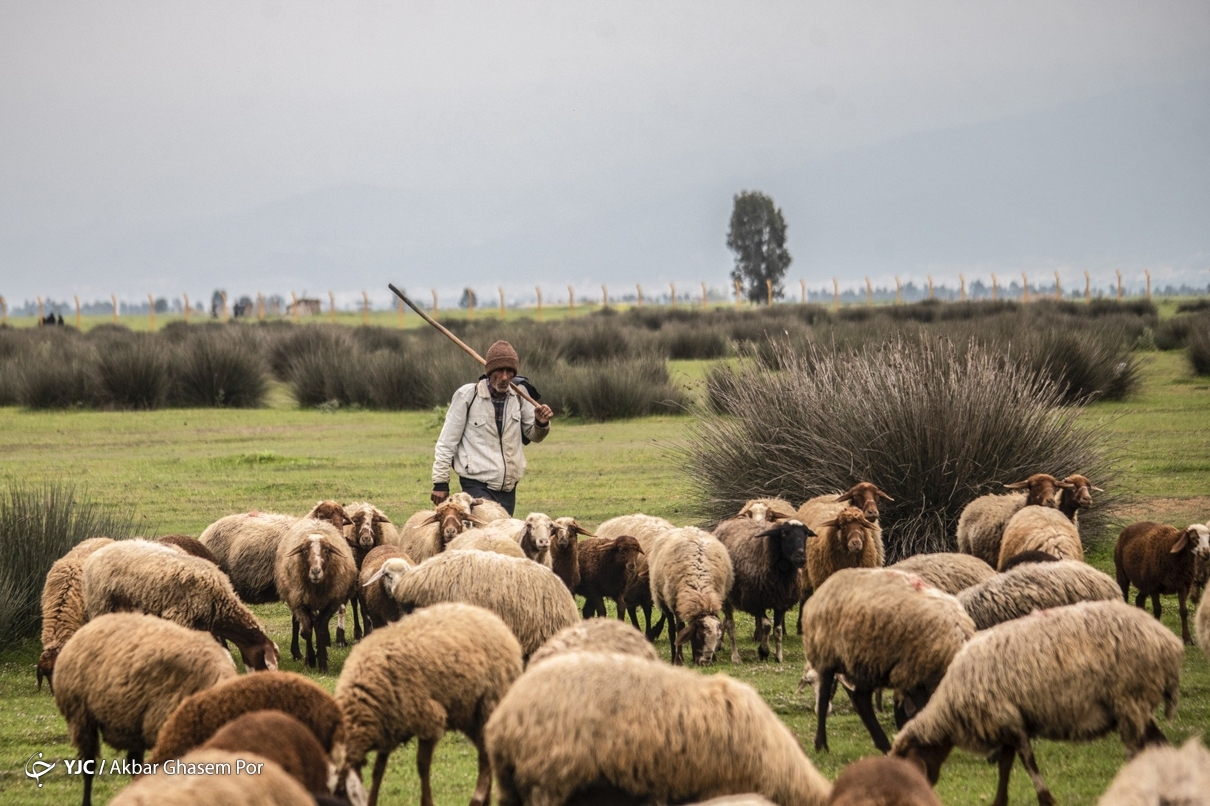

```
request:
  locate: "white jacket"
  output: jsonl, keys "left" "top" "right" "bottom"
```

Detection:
{"left": 432, "top": 380, "right": 549, "bottom": 492}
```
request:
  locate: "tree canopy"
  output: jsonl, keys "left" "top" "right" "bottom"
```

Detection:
{"left": 726, "top": 191, "right": 791, "bottom": 304}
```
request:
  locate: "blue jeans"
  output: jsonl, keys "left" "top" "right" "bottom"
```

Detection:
{"left": 457, "top": 476, "right": 516, "bottom": 517}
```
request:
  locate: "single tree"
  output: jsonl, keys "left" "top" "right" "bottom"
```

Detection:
{"left": 727, "top": 191, "right": 791, "bottom": 304}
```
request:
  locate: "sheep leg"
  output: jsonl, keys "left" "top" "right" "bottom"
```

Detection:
{"left": 773, "top": 609, "right": 786, "bottom": 663}
{"left": 757, "top": 612, "right": 772, "bottom": 661}
{"left": 1178, "top": 588, "right": 1192, "bottom": 644}
{"left": 1134, "top": 590, "right": 1147, "bottom": 610}
{"left": 290, "top": 615, "right": 302, "bottom": 661}
{"left": 668, "top": 613, "right": 682, "bottom": 665}
{"left": 417, "top": 737, "right": 437, "bottom": 806}
{"left": 368, "top": 749, "right": 391, "bottom": 806}
{"left": 991, "top": 745, "right": 1015, "bottom": 806}
{"left": 315, "top": 602, "right": 341, "bottom": 674}
{"left": 723, "top": 603, "right": 740, "bottom": 664}
{"left": 1149, "top": 593, "right": 1162, "bottom": 620}
{"left": 1015, "top": 738, "right": 1054, "bottom": 806}
{"left": 335, "top": 603, "right": 347, "bottom": 648}
{"left": 847, "top": 686, "right": 891, "bottom": 753}
{"left": 814, "top": 668, "right": 836, "bottom": 752}
{"left": 77, "top": 722, "right": 99, "bottom": 806}
{"left": 649, "top": 610, "right": 667, "bottom": 641}
{"left": 470, "top": 735, "right": 493, "bottom": 806}
{"left": 296, "top": 610, "right": 316, "bottom": 669}
{"left": 613, "top": 595, "right": 626, "bottom": 620}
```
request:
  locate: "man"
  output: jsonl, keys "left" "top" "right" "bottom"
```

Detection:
{"left": 430, "top": 340, "right": 553, "bottom": 516}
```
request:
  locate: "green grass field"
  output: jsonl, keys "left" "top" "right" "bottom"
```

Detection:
{"left": 0, "top": 351, "right": 1207, "bottom": 804}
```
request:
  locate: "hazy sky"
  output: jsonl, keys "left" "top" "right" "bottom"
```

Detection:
{"left": 2, "top": 2, "right": 1209, "bottom": 306}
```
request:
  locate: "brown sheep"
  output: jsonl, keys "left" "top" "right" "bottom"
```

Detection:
{"left": 801, "top": 507, "right": 880, "bottom": 603}
{"left": 200, "top": 710, "right": 330, "bottom": 796}
{"left": 828, "top": 756, "right": 942, "bottom": 806}
{"left": 338, "top": 501, "right": 398, "bottom": 643}
{"left": 37, "top": 537, "right": 114, "bottom": 691}
{"left": 1057, "top": 474, "right": 1101, "bottom": 522}
{"left": 357, "top": 544, "right": 413, "bottom": 633}
{"left": 1115, "top": 521, "right": 1210, "bottom": 644}
{"left": 576, "top": 535, "right": 645, "bottom": 619}
{"left": 154, "top": 535, "right": 219, "bottom": 565}
{"left": 395, "top": 498, "right": 477, "bottom": 562}
{"left": 955, "top": 474, "right": 1072, "bottom": 567}
{"left": 550, "top": 516, "right": 592, "bottom": 592}
{"left": 149, "top": 670, "right": 344, "bottom": 764}
{"left": 274, "top": 520, "right": 358, "bottom": 673}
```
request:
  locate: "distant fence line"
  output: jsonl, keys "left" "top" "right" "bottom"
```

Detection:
{"left": 3, "top": 269, "right": 1208, "bottom": 329}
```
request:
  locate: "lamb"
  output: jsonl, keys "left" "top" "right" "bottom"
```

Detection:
{"left": 200, "top": 710, "right": 331, "bottom": 797}
{"left": 890, "top": 600, "right": 1184, "bottom": 806}
{"left": 484, "top": 652, "right": 832, "bottom": 806}
{"left": 957, "top": 559, "right": 1122, "bottom": 631}
{"left": 37, "top": 536, "right": 114, "bottom": 691}
{"left": 199, "top": 501, "right": 350, "bottom": 603}
{"left": 149, "top": 670, "right": 345, "bottom": 764}
{"left": 380, "top": 549, "right": 579, "bottom": 658}
{"left": 889, "top": 552, "right": 998, "bottom": 595}
{"left": 828, "top": 757, "right": 942, "bottom": 806}
{"left": 155, "top": 534, "right": 219, "bottom": 565}
{"left": 997, "top": 505, "right": 1084, "bottom": 569}
{"left": 274, "top": 518, "right": 358, "bottom": 673}
{"left": 736, "top": 496, "right": 799, "bottom": 523}
{"left": 54, "top": 613, "right": 238, "bottom": 806}
{"left": 549, "top": 516, "right": 591, "bottom": 592}
{"left": 333, "top": 602, "right": 524, "bottom": 806}
{"left": 955, "top": 474, "right": 1071, "bottom": 567}
{"left": 394, "top": 497, "right": 477, "bottom": 563}
{"left": 801, "top": 568, "right": 975, "bottom": 753}
{"left": 648, "top": 526, "right": 734, "bottom": 665}
{"left": 108, "top": 749, "right": 313, "bottom": 806}
{"left": 528, "top": 617, "right": 659, "bottom": 666}
{"left": 356, "top": 545, "right": 413, "bottom": 632}
{"left": 1114, "top": 521, "right": 1210, "bottom": 644}
{"left": 595, "top": 513, "right": 678, "bottom": 637}
{"left": 446, "top": 529, "right": 527, "bottom": 558}
{"left": 81, "top": 539, "right": 280, "bottom": 671}
{"left": 339, "top": 501, "right": 399, "bottom": 642}
{"left": 1096, "top": 738, "right": 1210, "bottom": 806}
{"left": 575, "top": 534, "right": 645, "bottom": 619}
{"left": 715, "top": 517, "right": 811, "bottom": 663}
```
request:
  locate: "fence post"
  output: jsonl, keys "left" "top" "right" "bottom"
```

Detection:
{"left": 799, "top": 278, "right": 806, "bottom": 304}
{"left": 762, "top": 279, "right": 769, "bottom": 306}
{"left": 928, "top": 276, "right": 934, "bottom": 301}
{"left": 330, "top": 292, "right": 336, "bottom": 323}
{"left": 1021, "top": 273, "right": 1029, "bottom": 303}
{"left": 257, "top": 292, "right": 264, "bottom": 322}
{"left": 568, "top": 285, "right": 574, "bottom": 316}
{"left": 1145, "top": 269, "right": 1151, "bottom": 301}
{"left": 184, "top": 293, "right": 190, "bottom": 324}
{"left": 832, "top": 278, "right": 839, "bottom": 311}
{"left": 432, "top": 289, "right": 438, "bottom": 319}
{"left": 702, "top": 281, "right": 708, "bottom": 310}
{"left": 601, "top": 285, "right": 607, "bottom": 308}
{"left": 221, "top": 292, "right": 229, "bottom": 323}
{"left": 895, "top": 276, "right": 901, "bottom": 305}
{"left": 536, "top": 286, "right": 543, "bottom": 320}
{"left": 670, "top": 283, "right": 676, "bottom": 309}
{"left": 362, "top": 291, "right": 370, "bottom": 325}
{"left": 636, "top": 284, "right": 643, "bottom": 308}
{"left": 291, "top": 293, "right": 299, "bottom": 323}
{"left": 1054, "top": 271, "right": 1061, "bottom": 301}
{"left": 148, "top": 294, "right": 155, "bottom": 331}
{"left": 1084, "top": 271, "right": 1090, "bottom": 303}
{"left": 865, "top": 277, "right": 872, "bottom": 307}
{"left": 74, "top": 295, "right": 81, "bottom": 329}
{"left": 37, "top": 296, "right": 44, "bottom": 326}
{"left": 499, "top": 286, "right": 506, "bottom": 319}
{"left": 0, "top": 295, "right": 6, "bottom": 326}
{"left": 959, "top": 275, "right": 966, "bottom": 302}
{"left": 1116, "top": 270, "right": 1122, "bottom": 301}
{"left": 991, "top": 275, "right": 997, "bottom": 301}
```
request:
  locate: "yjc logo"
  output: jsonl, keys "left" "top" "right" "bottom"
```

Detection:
{"left": 26, "top": 752, "right": 57, "bottom": 787}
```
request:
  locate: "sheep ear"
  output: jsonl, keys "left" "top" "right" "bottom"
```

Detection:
{"left": 362, "top": 569, "right": 386, "bottom": 587}
{"left": 574, "top": 525, "right": 596, "bottom": 537}
{"left": 286, "top": 543, "right": 309, "bottom": 558}
{"left": 673, "top": 623, "right": 695, "bottom": 647}
{"left": 422, "top": 513, "right": 440, "bottom": 526}
{"left": 754, "top": 526, "right": 782, "bottom": 539}
{"left": 1171, "top": 530, "right": 1192, "bottom": 553}
{"left": 836, "top": 490, "right": 855, "bottom": 502}
{"left": 876, "top": 490, "right": 894, "bottom": 501}
{"left": 1002, "top": 480, "right": 1031, "bottom": 490}
{"left": 1091, "top": 485, "right": 1104, "bottom": 492}
{"left": 818, "top": 519, "right": 839, "bottom": 530}
{"left": 1057, "top": 481, "right": 1075, "bottom": 489}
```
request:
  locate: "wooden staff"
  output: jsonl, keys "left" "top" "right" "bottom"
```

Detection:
{"left": 388, "top": 283, "right": 545, "bottom": 410}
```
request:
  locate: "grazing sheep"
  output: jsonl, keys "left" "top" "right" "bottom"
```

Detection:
{"left": 828, "top": 756, "right": 942, "bottom": 806}
{"left": 549, "top": 516, "right": 591, "bottom": 592}
{"left": 715, "top": 518, "right": 811, "bottom": 663}
{"left": 81, "top": 539, "right": 280, "bottom": 671}
{"left": 200, "top": 501, "right": 350, "bottom": 604}
{"left": 737, "top": 497, "right": 800, "bottom": 523}
{"left": 334, "top": 603, "right": 524, "bottom": 806}
{"left": 797, "top": 507, "right": 881, "bottom": 634}
{"left": 54, "top": 613, "right": 238, "bottom": 806}
{"left": 382, "top": 549, "right": 579, "bottom": 658}
{"left": 339, "top": 501, "right": 399, "bottom": 642}
{"left": 1096, "top": 737, "right": 1210, "bottom": 806}
{"left": 575, "top": 534, "right": 645, "bottom": 619}
{"left": 484, "top": 652, "right": 832, "bottom": 806}
{"left": 395, "top": 497, "right": 477, "bottom": 562}
{"left": 155, "top": 534, "right": 220, "bottom": 565}
{"left": 957, "top": 559, "right": 1121, "bottom": 631}
{"left": 802, "top": 568, "right": 975, "bottom": 753}
{"left": 1115, "top": 521, "right": 1210, "bottom": 644}
{"left": 997, "top": 505, "right": 1084, "bottom": 570}
{"left": 891, "top": 600, "right": 1183, "bottom": 806}
{"left": 37, "top": 537, "right": 114, "bottom": 691}
{"left": 528, "top": 617, "right": 659, "bottom": 666}
{"left": 274, "top": 519, "right": 358, "bottom": 673}
{"left": 648, "top": 526, "right": 734, "bottom": 666}
{"left": 955, "top": 474, "right": 1070, "bottom": 567}
{"left": 356, "top": 545, "right": 413, "bottom": 632}
{"left": 595, "top": 514, "right": 677, "bottom": 637}
{"left": 446, "top": 529, "right": 527, "bottom": 558}
{"left": 200, "top": 710, "right": 331, "bottom": 796}
{"left": 108, "top": 749, "right": 313, "bottom": 806}
{"left": 999, "top": 550, "right": 1060, "bottom": 571}
{"left": 149, "top": 670, "right": 344, "bottom": 763}
{"left": 889, "top": 552, "right": 997, "bottom": 595}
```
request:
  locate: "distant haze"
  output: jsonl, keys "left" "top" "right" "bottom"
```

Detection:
{"left": 1, "top": 2, "right": 1208, "bottom": 307}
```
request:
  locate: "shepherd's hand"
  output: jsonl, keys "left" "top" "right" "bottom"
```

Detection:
{"left": 431, "top": 490, "right": 448, "bottom": 506}
{"left": 535, "top": 404, "right": 553, "bottom": 425}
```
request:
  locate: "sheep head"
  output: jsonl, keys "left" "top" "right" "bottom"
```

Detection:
{"left": 238, "top": 637, "right": 281, "bottom": 672}
{"left": 1002, "top": 474, "right": 1069, "bottom": 508}
{"left": 363, "top": 557, "right": 414, "bottom": 600}
{"left": 552, "top": 516, "right": 593, "bottom": 550}
{"left": 346, "top": 503, "right": 389, "bottom": 549}
{"left": 821, "top": 507, "right": 876, "bottom": 554}
{"left": 287, "top": 534, "right": 337, "bottom": 584}
{"left": 836, "top": 482, "right": 893, "bottom": 522}
{"left": 739, "top": 501, "right": 770, "bottom": 523}
{"left": 676, "top": 590, "right": 723, "bottom": 665}
{"left": 523, "top": 513, "right": 555, "bottom": 553}
{"left": 1173, "top": 524, "right": 1210, "bottom": 557}
{"left": 891, "top": 739, "right": 954, "bottom": 786}
{"left": 308, "top": 500, "right": 352, "bottom": 530}
{"left": 36, "top": 646, "right": 59, "bottom": 691}
{"left": 1060, "top": 474, "right": 1101, "bottom": 510}
{"left": 431, "top": 499, "right": 473, "bottom": 545}
{"left": 755, "top": 519, "right": 812, "bottom": 569}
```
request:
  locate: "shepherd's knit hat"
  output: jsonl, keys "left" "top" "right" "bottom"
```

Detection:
{"left": 484, "top": 340, "right": 519, "bottom": 375}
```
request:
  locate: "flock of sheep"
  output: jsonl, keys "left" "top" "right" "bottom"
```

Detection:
{"left": 33, "top": 474, "right": 1210, "bottom": 806}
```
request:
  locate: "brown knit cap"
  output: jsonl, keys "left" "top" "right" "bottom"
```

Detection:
{"left": 484, "top": 340, "right": 519, "bottom": 375}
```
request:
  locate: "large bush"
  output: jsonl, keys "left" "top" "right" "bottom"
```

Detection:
{"left": 1188, "top": 317, "right": 1210, "bottom": 376}
{"left": 94, "top": 334, "right": 171, "bottom": 410}
{"left": 686, "top": 340, "right": 1114, "bottom": 560}
{"left": 545, "top": 357, "right": 688, "bottom": 421}
{"left": 170, "top": 329, "right": 268, "bottom": 408}
{"left": 0, "top": 483, "right": 136, "bottom": 643}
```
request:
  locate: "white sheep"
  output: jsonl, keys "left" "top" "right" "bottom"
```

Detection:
{"left": 891, "top": 600, "right": 1184, "bottom": 806}
{"left": 957, "top": 559, "right": 1121, "bottom": 631}
{"left": 889, "top": 552, "right": 997, "bottom": 595}
{"left": 997, "top": 505, "right": 1084, "bottom": 569}
{"left": 108, "top": 748, "right": 314, "bottom": 806}
{"left": 956, "top": 474, "right": 1070, "bottom": 567}
{"left": 37, "top": 536, "right": 114, "bottom": 690}
{"left": 1096, "top": 737, "right": 1210, "bottom": 806}
{"left": 528, "top": 617, "right": 659, "bottom": 667}
{"left": 647, "top": 526, "right": 734, "bottom": 665}
{"left": 446, "top": 529, "right": 527, "bottom": 558}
